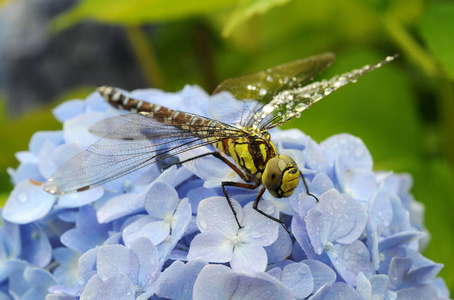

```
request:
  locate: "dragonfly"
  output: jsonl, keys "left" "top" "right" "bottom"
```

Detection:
{"left": 44, "top": 52, "right": 396, "bottom": 230}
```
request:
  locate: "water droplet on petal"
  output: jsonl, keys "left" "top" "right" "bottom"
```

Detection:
{"left": 18, "top": 193, "right": 28, "bottom": 203}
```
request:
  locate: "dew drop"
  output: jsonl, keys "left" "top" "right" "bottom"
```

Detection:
{"left": 18, "top": 193, "right": 28, "bottom": 203}
{"left": 259, "top": 88, "right": 267, "bottom": 96}
{"left": 323, "top": 241, "right": 333, "bottom": 251}
{"left": 101, "top": 275, "right": 108, "bottom": 282}
{"left": 199, "top": 219, "right": 207, "bottom": 230}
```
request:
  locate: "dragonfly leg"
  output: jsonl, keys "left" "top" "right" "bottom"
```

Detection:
{"left": 164, "top": 151, "right": 250, "bottom": 182}
{"left": 300, "top": 173, "right": 319, "bottom": 202}
{"left": 252, "top": 187, "right": 290, "bottom": 233}
{"left": 221, "top": 181, "right": 261, "bottom": 229}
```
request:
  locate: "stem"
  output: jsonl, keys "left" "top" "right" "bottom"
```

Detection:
{"left": 125, "top": 26, "right": 167, "bottom": 90}
{"left": 438, "top": 78, "right": 454, "bottom": 167}
{"left": 381, "top": 13, "right": 438, "bottom": 78}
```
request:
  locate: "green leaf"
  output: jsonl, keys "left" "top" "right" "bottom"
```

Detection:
{"left": 419, "top": 2, "right": 454, "bottom": 79}
{"left": 222, "top": 0, "right": 292, "bottom": 37}
{"left": 52, "top": 0, "right": 235, "bottom": 32}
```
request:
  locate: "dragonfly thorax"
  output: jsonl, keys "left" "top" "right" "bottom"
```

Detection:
{"left": 262, "top": 155, "right": 300, "bottom": 198}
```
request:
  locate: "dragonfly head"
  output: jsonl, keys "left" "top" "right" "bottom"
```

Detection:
{"left": 262, "top": 155, "right": 299, "bottom": 198}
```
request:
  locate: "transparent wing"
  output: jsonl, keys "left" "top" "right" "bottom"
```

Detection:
{"left": 256, "top": 54, "right": 398, "bottom": 130}
{"left": 44, "top": 113, "right": 245, "bottom": 194}
{"left": 211, "top": 52, "right": 336, "bottom": 127}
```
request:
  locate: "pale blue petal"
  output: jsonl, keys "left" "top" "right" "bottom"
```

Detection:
{"left": 311, "top": 282, "right": 362, "bottom": 300}
{"left": 97, "top": 245, "right": 139, "bottom": 285}
{"left": 56, "top": 188, "right": 103, "bottom": 208}
{"left": 20, "top": 223, "right": 52, "bottom": 268}
{"left": 80, "top": 273, "right": 135, "bottom": 300}
{"left": 320, "top": 134, "right": 373, "bottom": 171}
{"left": 193, "top": 264, "right": 293, "bottom": 300}
{"left": 355, "top": 272, "right": 371, "bottom": 299}
{"left": 396, "top": 284, "right": 438, "bottom": 300}
{"left": 63, "top": 112, "right": 105, "bottom": 148}
{"left": 61, "top": 206, "right": 110, "bottom": 253}
{"left": 3, "top": 180, "right": 55, "bottom": 224}
{"left": 388, "top": 257, "right": 412, "bottom": 290}
{"left": 155, "top": 259, "right": 207, "bottom": 300}
{"left": 97, "top": 193, "right": 144, "bottom": 223}
{"left": 281, "top": 262, "right": 314, "bottom": 299}
{"left": 171, "top": 198, "right": 192, "bottom": 240}
{"left": 196, "top": 197, "right": 242, "bottom": 237}
{"left": 122, "top": 215, "right": 169, "bottom": 247}
{"left": 265, "top": 226, "right": 292, "bottom": 264}
{"left": 145, "top": 181, "right": 180, "bottom": 219}
{"left": 327, "top": 240, "right": 372, "bottom": 286}
{"left": 187, "top": 231, "right": 233, "bottom": 263}
{"left": 129, "top": 237, "right": 160, "bottom": 288}
{"left": 241, "top": 201, "right": 279, "bottom": 246}
{"left": 231, "top": 243, "right": 268, "bottom": 274}
{"left": 53, "top": 100, "right": 86, "bottom": 122}
{"left": 29, "top": 131, "right": 63, "bottom": 155}
{"left": 369, "top": 190, "right": 393, "bottom": 227}
{"left": 9, "top": 162, "right": 43, "bottom": 185}
{"left": 306, "top": 189, "right": 367, "bottom": 254}
{"left": 303, "top": 259, "right": 336, "bottom": 293}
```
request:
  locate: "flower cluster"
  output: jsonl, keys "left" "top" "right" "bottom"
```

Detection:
{"left": 1, "top": 86, "right": 449, "bottom": 299}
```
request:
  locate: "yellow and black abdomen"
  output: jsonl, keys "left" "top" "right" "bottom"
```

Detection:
{"left": 216, "top": 135, "right": 277, "bottom": 182}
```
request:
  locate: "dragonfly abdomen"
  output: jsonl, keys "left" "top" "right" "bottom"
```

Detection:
{"left": 217, "top": 135, "right": 277, "bottom": 181}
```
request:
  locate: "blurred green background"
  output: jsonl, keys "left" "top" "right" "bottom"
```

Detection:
{"left": 0, "top": 0, "right": 453, "bottom": 292}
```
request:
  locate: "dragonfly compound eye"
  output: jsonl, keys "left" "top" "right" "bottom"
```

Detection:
{"left": 262, "top": 155, "right": 300, "bottom": 198}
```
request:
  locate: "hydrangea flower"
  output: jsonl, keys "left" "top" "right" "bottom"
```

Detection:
{"left": 1, "top": 85, "right": 450, "bottom": 299}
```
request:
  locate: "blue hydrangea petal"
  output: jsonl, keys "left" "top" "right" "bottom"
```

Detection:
{"left": 0, "top": 218, "right": 20, "bottom": 259}
{"left": 77, "top": 248, "right": 98, "bottom": 290}
{"left": 355, "top": 272, "right": 372, "bottom": 299}
{"left": 303, "top": 259, "right": 336, "bottom": 293}
{"left": 129, "top": 237, "right": 160, "bottom": 289}
{"left": 321, "top": 134, "right": 373, "bottom": 171}
{"left": 97, "top": 193, "right": 143, "bottom": 223}
{"left": 20, "top": 223, "right": 52, "bottom": 268}
{"left": 230, "top": 243, "right": 268, "bottom": 274}
{"left": 395, "top": 284, "right": 438, "bottom": 300}
{"left": 155, "top": 259, "right": 207, "bottom": 300}
{"left": 265, "top": 226, "right": 292, "bottom": 264}
{"left": 271, "top": 128, "right": 307, "bottom": 150}
{"left": 170, "top": 198, "right": 192, "bottom": 240}
{"left": 63, "top": 112, "right": 105, "bottom": 148}
{"left": 281, "top": 262, "right": 314, "bottom": 299}
{"left": 96, "top": 245, "right": 139, "bottom": 286}
{"left": 369, "top": 190, "right": 393, "bottom": 227}
{"left": 8, "top": 162, "right": 43, "bottom": 185}
{"left": 306, "top": 189, "right": 367, "bottom": 254}
{"left": 388, "top": 257, "right": 412, "bottom": 290}
{"left": 56, "top": 188, "right": 104, "bottom": 208}
{"left": 241, "top": 201, "right": 279, "bottom": 246}
{"left": 369, "top": 274, "right": 397, "bottom": 299}
{"left": 336, "top": 165, "right": 377, "bottom": 202}
{"left": 196, "top": 196, "right": 242, "bottom": 236}
{"left": 305, "top": 136, "right": 330, "bottom": 174}
{"left": 52, "top": 247, "right": 80, "bottom": 286}
{"left": 193, "top": 264, "right": 293, "bottom": 300}
{"left": 379, "top": 231, "right": 425, "bottom": 253}
{"left": 327, "top": 240, "right": 372, "bottom": 286}
{"left": 291, "top": 215, "right": 318, "bottom": 259}
{"left": 22, "top": 266, "right": 58, "bottom": 299}
{"left": 311, "top": 282, "right": 363, "bottom": 300}
{"left": 144, "top": 181, "right": 179, "bottom": 219}
{"left": 29, "top": 131, "right": 64, "bottom": 155}
{"left": 186, "top": 185, "right": 218, "bottom": 212}
{"left": 430, "top": 278, "right": 450, "bottom": 299}
{"left": 122, "top": 216, "right": 169, "bottom": 247}
{"left": 187, "top": 231, "right": 233, "bottom": 262}
{"left": 80, "top": 273, "right": 135, "bottom": 300}
{"left": 61, "top": 206, "right": 110, "bottom": 253}
{"left": 85, "top": 92, "right": 110, "bottom": 112}
{"left": 53, "top": 100, "right": 86, "bottom": 122}
{"left": 2, "top": 180, "right": 55, "bottom": 224}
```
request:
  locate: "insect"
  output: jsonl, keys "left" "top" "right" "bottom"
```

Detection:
{"left": 44, "top": 52, "right": 396, "bottom": 230}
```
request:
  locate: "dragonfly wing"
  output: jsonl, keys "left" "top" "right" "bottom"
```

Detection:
{"left": 257, "top": 55, "right": 398, "bottom": 129}
{"left": 44, "top": 113, "right": 244, "bottom": 194}
{"left": 211, "top": 53, "right": 335, "bottom": 126}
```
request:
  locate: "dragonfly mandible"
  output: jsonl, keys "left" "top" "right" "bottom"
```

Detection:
{"left": 44, "top": 52, "right": 397, "bottom": 230}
